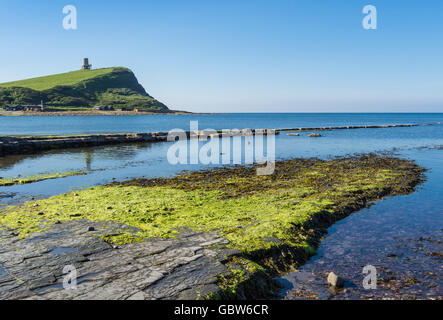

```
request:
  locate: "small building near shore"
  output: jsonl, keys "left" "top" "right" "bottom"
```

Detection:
{"left": 93, "top": 105, "right": 115, "bottom": 111}
{"left": 4, "top": 106, "right": 24, "bottom": 111}
{"left": 23, "top": 105, "right": 44, "bottom": 111}
{"left": 4, "top": 104, "right": 45, "bottom": 112}
{"left": 5, "top": 106, "right": 19, "bottom": 111}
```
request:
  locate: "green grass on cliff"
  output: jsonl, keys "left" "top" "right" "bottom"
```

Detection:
{"left": 0, "top": 68, "right": 119, "bottom": 91}
{"left": 0, "top": 155, "right": 424, "bottom": 254}
{"left": 0, "top": 67, "right": 169, "bottom": 111}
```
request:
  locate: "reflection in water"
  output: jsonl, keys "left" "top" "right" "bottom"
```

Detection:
{"left": 0, "top": 142, "right": 158, "bottom": 176}
{"left": 85, "top": 152, "right": 92, "bottom": 171}
{"left": 0, "top": 154, "right": 40, "bottom": 172}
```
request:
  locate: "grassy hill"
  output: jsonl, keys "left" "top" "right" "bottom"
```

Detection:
{"left": 0, "top": 68, "right": 119, "bottom": 91}
{"left": 0, "top": 67, "right": 169, "bottom": 112}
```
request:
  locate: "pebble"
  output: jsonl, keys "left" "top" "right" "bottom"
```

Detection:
{"left": 327, "top": 272, "right": 344, "bottom": 288}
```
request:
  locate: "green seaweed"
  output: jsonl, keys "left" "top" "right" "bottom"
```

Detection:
{"left": 0, "top": 154, "right": 425, "bottom": 299}
{"left": 0, "top": 171, "right": 88, "bottom": 187}
{"left": 0, "top": 154, "right": 424, "bottom": 254}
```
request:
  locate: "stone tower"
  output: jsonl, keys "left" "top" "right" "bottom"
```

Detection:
{"left": 82, "top": 58, "right": 92, "bottom": 70}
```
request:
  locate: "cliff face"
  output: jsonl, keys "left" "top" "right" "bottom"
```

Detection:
{"left": 0, "top": 68, "right": 169, "bottom": 112}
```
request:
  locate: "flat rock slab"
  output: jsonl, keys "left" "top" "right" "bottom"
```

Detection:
{"left": 0, "top": 220, "right": 238, "bottom": 300}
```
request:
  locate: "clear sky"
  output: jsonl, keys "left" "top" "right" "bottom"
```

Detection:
{"left": 0, "top": 0, "right": 442, "bottom": 112}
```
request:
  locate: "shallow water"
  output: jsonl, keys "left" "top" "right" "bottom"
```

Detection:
{"left": 1, "top": 120, "right": 442, "bottom": 204}
{"left": 279, "top": 149, "right": 442, "bottom": 300}
{"left": 0, "top": 113, "right": 442, "bottom": 299}
{"left": 48, "top": 247, "right": 79, "bottom": 255}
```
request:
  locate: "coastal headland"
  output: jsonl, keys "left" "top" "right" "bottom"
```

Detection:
{"left": 0, "top": 66, "right": 170, "bottom": 113}
{"left": 0, "top": 110, "right": 198, "bottom": 116}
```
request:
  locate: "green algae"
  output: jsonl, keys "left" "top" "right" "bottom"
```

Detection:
{"left": 211, "top": 257, "right": 268, "bottom": 298}
{"left": 0, "top": 155, "right": 424, "bottom": 255}
{"left": 0, "top": 171, "right": 88, "bottom": 187}
{"left": 0, "top": 154, "right": 425, "bottom": 299}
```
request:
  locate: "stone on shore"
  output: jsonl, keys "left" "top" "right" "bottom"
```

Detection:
{"left": 327, "top": 272, "right": 344, "bottom": 288}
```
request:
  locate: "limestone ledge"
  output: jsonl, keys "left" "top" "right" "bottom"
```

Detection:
{"left": 0, "top": 220, "right": 238, "bottom": 300}
{"left": 0, "top": 124, "right": 420, "bottom": 157}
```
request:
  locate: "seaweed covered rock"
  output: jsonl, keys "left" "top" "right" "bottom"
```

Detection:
{"left": 0, "top": 154, "right": 426, "bottom": 299}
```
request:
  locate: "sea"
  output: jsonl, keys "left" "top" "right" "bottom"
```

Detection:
{"left": 0, "top": 113, "right": 442, "bottom": 299}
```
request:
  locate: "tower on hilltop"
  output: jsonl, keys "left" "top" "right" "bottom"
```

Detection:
{"left": 82, "top": 58, "right": 92, "bottom": 70}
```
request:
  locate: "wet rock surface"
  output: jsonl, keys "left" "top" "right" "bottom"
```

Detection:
{"left": 0, "top": 220, "right": 238, "bottom": 300}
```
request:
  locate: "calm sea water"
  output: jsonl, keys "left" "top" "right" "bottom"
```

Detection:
{"left": 0, "top": 113, "right": 441, "bottom": 136}
{"left": 0, "top": 113, "right": 442, "bottom": 299}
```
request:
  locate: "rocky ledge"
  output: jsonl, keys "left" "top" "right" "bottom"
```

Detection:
{"left": 0, "top": 220, "right": 239, "bottom": 300}
{"left": 0, "top": 123, "right": 421, "bottom": 157}
{"left": 0, "top": 129, "right": 276, "bottom": 157}
{"left": 0, "top": 155, "right": 426, "bottom": 300}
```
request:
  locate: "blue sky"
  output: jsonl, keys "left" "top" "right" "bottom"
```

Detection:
{"left": 0, "top": 0, "right": 442, "bottom": 112}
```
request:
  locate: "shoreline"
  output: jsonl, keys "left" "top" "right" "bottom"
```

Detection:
{"left": 0, "top": 155, "right": 425, "bottom": 300}
{"left": 0, "top": 110, "right": 211, "bottom": 116}
{"left": 0, "top": 124, "right": 420, "bottom": 157}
